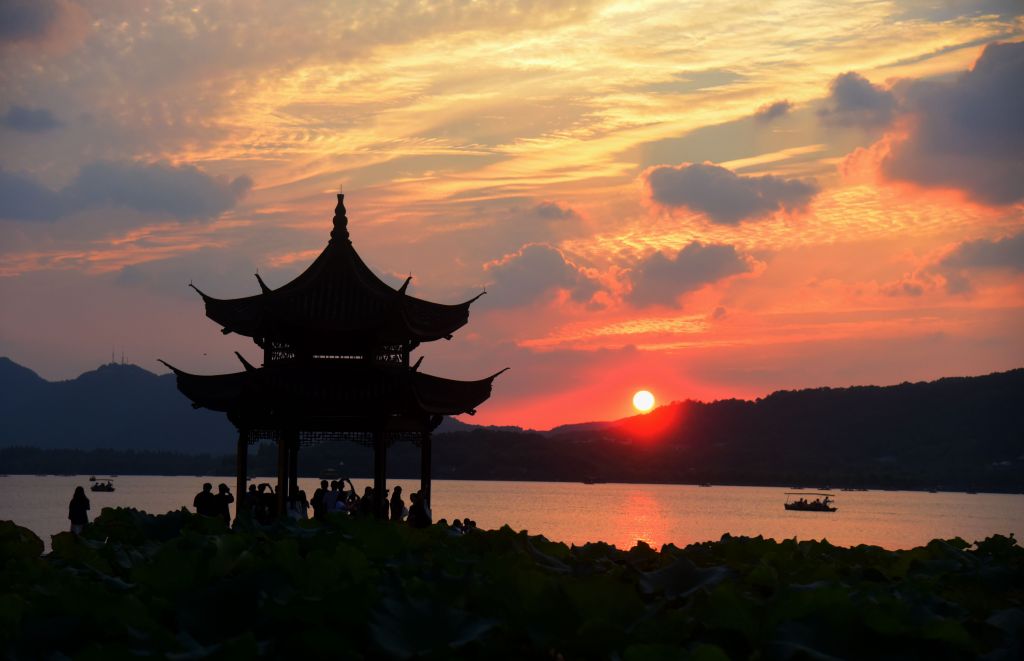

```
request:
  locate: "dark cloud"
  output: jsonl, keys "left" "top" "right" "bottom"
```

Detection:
{"left": 68, "top": 162, "right": 252, "bottom": 220}
{"left": 0, "top": 161, "right": 252, "bottom": 222}
{"left": 644, "top": 163, "right": 818, "bottom": 224}
{"left": 880, "top": 280, "right": 926, "bottom": 297}
{"left": 895, "top": 0, "right": 1023, "bottom": 22}
{"left": 754, "top": 100, "right": 792, "bottom": 122}
{"left": 879, "top": 35, "right": 1008, "bottom": 70}
{"left": 627, "top": 242, "right": 751, "bottom": 308}
{"left": 0, "top": 168, "right": 66, "bottom": 220}
{"left": 483, "top": 244, "right": 601, "bottom": 308}
{"left": 2, "top": 105, "right": 62, "bottom": 132}
{"left": 925, "top": 233, "right": 1024, "bottom": 294}
{"left": 818, "top": 72, "right": 897, "bottom": 128}
{"left": 882, "top": 41, "right": 1024, "bottom": 205}
{"left": 0, "top": 0, "right": 61, "bottom": 43}
{"left": 114, "top": 247, "right": 278, "bottom": 300}
{"left": 631, "top": 105, "right": 872, "bottom": 176}
{"left": 532, "top": 201, "right": 579, "bottom": 221}
{"left": 940, "top": 233, "right": 1024, "bottom": 272}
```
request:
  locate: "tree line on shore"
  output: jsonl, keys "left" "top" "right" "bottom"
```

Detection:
{"left": 2, "top": 364, "right": 1021, "bottom": 492}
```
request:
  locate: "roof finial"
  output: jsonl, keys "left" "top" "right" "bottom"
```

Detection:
{"left": 331, "top": 188, "right": 349, "bottom": 242}
{"left": 254, "top": 272, "right": 272, "bottom": 294}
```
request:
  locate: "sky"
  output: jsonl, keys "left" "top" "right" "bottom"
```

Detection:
{"left": 1, "top": 0, "right": 1022, "bottom": 429}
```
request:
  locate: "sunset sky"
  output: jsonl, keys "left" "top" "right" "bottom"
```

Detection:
{"left": 1, "top": 0, "right": 1022, "bottom": 429}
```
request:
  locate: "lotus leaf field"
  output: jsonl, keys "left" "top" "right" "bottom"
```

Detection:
{"left": 1, "top": 508, "right": 1022, "bottom": 659}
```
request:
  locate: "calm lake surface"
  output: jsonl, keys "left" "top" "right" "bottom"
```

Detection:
{"left": 2, "top": 475, "right": 1021, "bottom": 551}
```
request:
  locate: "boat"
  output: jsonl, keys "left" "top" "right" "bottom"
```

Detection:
{"left": 698, "top": 482, "right": 712, "bottom": 487}
{"left": 90, "top": 479, "right": 115, "bottom": 492}
{"left": 784, "top": 492, "right": 836, "bottom": 512}
{"left": 319, "top": 468, "right": 341, "bottom": 481}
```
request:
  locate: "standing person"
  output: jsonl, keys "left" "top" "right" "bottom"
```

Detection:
{"left": 357, "top": 486, "right": 374, "bottom": 517}
{"left": 69, "top": 486, "right": 90, "bottom": 535}
{"left": 407, "top": 491, "right": 430, "bottom": 529}
{"left": 256, "top": 484, "right": 275, "bottom": 523}
{"left": 288, "top": 490, "right": 310, "bottom": 520}
{"left": 214, "top": 483, "right": 234, "bottom": 525}
{"left": 193, "top": 483, "right": 216, "bottom": 517}
{"left": 389, "top": 486, "right": 405, "bottom": 522}
{"left": 311, "top": 479, "right": 328, "bottom": 520}
{"left": 245, "top": 484, "right": 259, "bottom": 518}
{"left": 323, "top": 480, "right": 340, "bottom": 513}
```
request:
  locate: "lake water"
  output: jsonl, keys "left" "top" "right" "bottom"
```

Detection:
{"left": 2, "top": 475, "right": 1021, "bottom": 552}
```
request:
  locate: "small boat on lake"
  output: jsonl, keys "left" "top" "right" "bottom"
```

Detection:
{"left": 784, "top": 492, "right": 836, "bottom": 512}
{"left": 90, "top": 479, "right": 115, "bottom": 492}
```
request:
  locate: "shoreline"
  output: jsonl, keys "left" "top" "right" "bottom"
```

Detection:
{"left": 3, "top": 470, "right": 1021, "bottom": 496}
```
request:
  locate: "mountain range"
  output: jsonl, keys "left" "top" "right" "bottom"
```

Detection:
{"left": 0, "top": 358, "right": 234, "bottom": 454}
{"left": 2, "top": 357, "right": 1022, "bottom": 491}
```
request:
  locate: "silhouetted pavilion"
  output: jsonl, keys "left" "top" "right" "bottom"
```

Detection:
{"left": 163, "top": 193, "right": 503, "bottom": 519}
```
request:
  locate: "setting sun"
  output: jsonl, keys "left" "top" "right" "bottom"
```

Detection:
{"left": 632, "top": 390, "right": 655, "bottom": 413}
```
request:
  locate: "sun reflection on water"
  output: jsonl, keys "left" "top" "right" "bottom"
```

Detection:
{"left": 611, "top": 489, "right": 668, "bottom": 549}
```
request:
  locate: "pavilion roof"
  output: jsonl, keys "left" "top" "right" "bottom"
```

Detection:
{"left": 190, "top": 194, "right": 483, "bottom": 349}
{"left": 159, "top": 359, "right": 507, "bottom": 422}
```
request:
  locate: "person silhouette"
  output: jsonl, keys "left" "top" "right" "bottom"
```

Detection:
{"left": 69, "top": 486, "right": 90, "bottom": 535}
{"left": 298, "top": 490, "right": 310, "bottom": 519}
{"left": 324, "top": 480, "right": 340, "bottom": 512}
{"left": 389, "top": 485, "right": 405, "bottom": 521}
{"left": 407, "top": 491, "right": 431, "bottom": 528}
{"left": 214, "top": 483, "right": 234, "bottom": 524}
{"left": 357, "top": 486, "right": 374, "bottom": 517}
{"left": 245, "top": 484, "right": 258, "bottom": 517}
{"left": 256, "top": 483, "right": 275, "bottom": 523}
{"left": 193, "top": 482, "right": 216, "bottom": 517}
{"left": 311, "top": 479, "right": 328, "bottom": 520}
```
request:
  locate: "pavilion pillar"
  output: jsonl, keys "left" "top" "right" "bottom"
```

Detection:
{"left": 420, "top": 430, "right": 432, "bottom": 510}
{"left": 235, "top": 430, "right": 248, "bottom": 522}
{"left": 288, "top": 433, "right": 299, "bottom": 504}
{"left": 373, "top": 429, "right": 387, "bottom": 519}
{"left": 276, "top": 433, "right": 288, "bottom": 517}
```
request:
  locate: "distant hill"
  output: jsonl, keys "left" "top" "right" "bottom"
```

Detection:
{"left": 0, "top": 357, "right": 512, "bottom": 455}
{"left": 428, "top": 369, "right": 1024, "bottom": 491}
{"left": 2, "top": 357, "right": 1022, "bottom": 491}
{"left": 0, "top": 359, "right": 235, "bottom": 454}
{"left": 434, "top": 416, "right": 528, "bottom": 434}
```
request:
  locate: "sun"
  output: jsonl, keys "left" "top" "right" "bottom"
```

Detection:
{"left": 632, "top": 390, "right": 655, "bottom": 413}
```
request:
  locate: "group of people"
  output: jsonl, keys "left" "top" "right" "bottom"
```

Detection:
{"left": 192, "top": 483, "right": 235, "bottom": 524}
{"left": 437, "top": 517, "right": 478, "bottom": 535}
{"left": 309, "top": 480, "right": 433, "bottom": 528}
{"left": 235, "top": 482, "right": 309, "bottom": 524}
{"left": 192, "top": 478, "right": 436, "bottom": 528}
{"left": 68, "top": 478, "right": 456, "bottom": 534}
